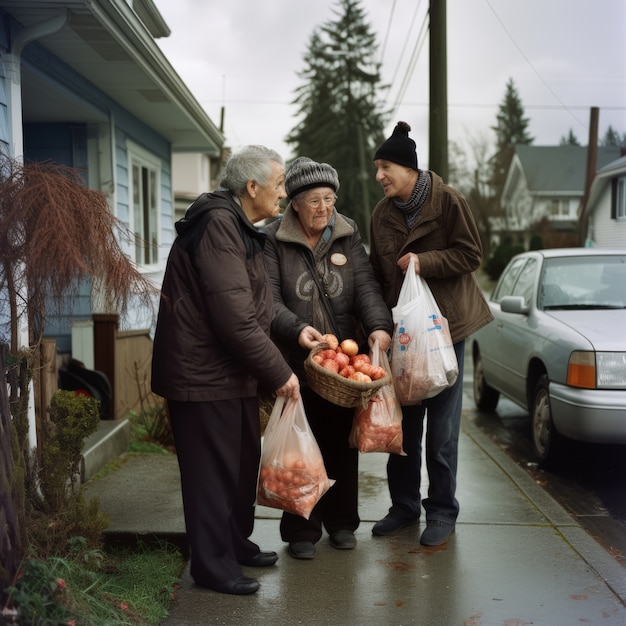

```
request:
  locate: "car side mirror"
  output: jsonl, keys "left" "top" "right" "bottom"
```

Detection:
{"left": 499, "top": 295, "right": 529, "bottom": 314}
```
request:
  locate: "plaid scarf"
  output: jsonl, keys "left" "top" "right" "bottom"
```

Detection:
{"left": 394, "top": 170, "right": 431, "bottom": 229}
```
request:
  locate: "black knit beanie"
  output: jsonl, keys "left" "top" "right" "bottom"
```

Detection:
{"left": 285, "top": 157, "right": 340, "bottom": 200}
{"left": 373, "top": 121, "right": 418, "bottom": 170}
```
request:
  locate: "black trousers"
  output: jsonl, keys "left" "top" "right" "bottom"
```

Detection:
{"left": 279, "top": 387, "right": 360, "bottom": 543}
{"left": 168, "top": 397, "right": 261, "bottom": 588}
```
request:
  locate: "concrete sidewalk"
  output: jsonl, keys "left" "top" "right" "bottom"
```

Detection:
{"left": 84, "top": 413, "right": 626, "bottom": 626}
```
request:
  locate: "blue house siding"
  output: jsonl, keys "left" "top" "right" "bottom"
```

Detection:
{"left": 23, "top": 123, "right": 88, "bottom": 171}
{"left": 43, "top": 285, "right": 93, "bottom": 354}
{"left": 22, "top": 123, "right": 91, "bottom": 351}
{"left": 19, "top": 40, "right": 175, "bottom": 347}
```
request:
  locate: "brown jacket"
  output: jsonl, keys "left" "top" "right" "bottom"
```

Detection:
{"left": 369, "top": 171, "right": 493, "bottom": 344}
{"left": 151, "top": 191, "right": 293, "bottom": 402}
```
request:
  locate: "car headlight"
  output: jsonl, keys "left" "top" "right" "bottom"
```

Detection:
{"left": 567, "top": 351, "right": 626, "bottom": 389}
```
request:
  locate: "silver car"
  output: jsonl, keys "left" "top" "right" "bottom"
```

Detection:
{"left": 470, "top": 248, "right": 626, "bottom": 467}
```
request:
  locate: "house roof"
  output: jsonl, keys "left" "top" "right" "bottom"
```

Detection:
{"left": 596, "top": 154, "right": 626, "bottom": 176}
{"left": 1, "top": 0, "right": 224, "bottom": 154}
{"left": 512, "top": 145, "right": 621, "bottom": 194}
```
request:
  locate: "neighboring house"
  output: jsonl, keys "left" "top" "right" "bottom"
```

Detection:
{"left": 499, "top": 145, "right": 621, "bottom": 249}
{"left": 172, "top": 150, "right": 231, "bottom": 223}
{"left": 0, "top": 1, "right": 224, "bottom": 427}
{"left": 580, "top": 154, "right": 626, "bottom": 248}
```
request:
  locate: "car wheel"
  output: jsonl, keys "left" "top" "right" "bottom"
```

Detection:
{"left": 531, "top": 375, "right": 562, "bottom": 468}
{"left": 473, "top": 351, "right": 499, "bottom": 412}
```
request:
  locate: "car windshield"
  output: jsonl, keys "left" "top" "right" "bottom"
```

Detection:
{"left": 540, "top": 255, "right": 626, "bottom": 310}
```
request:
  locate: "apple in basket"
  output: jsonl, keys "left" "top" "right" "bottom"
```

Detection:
{"left": 312, "top": 335, "right": 386, "bottom": 382}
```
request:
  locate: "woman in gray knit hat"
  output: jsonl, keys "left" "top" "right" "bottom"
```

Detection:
{"left": 264, "top": 157, "right": 393, "bottom": 560}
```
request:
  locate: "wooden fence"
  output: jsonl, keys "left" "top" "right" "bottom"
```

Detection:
{"left": 32, "top": 329, "right": 156, "bottom": 426}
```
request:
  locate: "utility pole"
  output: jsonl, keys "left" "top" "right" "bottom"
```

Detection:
{"left": 429, "top": 0, "right": 448, "bottom": 180}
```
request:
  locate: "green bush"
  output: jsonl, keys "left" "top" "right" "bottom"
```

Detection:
{"left": 484, "top": 240, "right": 525, "bottom": 281}
{"left": 38, "top": 390, "right": 100, "bottom": 513}
{"left": 529, "top": 234, "right": 543, "bottom": 251}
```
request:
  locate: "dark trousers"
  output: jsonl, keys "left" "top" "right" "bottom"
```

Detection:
{"left": 168, "top": 397, "right": 261, "bottom": 588}
{"left": 386, "top": 340, "right": 465, "bottom": 524}
{"left": 280, "top": 387, "right": 359, "bottom": 543}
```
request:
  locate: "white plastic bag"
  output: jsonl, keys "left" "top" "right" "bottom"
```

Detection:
{"left": 390, "top": 257, "right": 458, "bottom": 404}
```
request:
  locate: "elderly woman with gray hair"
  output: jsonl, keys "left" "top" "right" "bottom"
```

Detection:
{"left": 263, "top": 157, "right": 393, "bottom": 560}
{"left": 152, "top": 145, "right": 299, "bottom": 596}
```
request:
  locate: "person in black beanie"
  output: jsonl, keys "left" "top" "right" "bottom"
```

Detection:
{"left": 369, "top": 122, "right": 493, "bottom": 546}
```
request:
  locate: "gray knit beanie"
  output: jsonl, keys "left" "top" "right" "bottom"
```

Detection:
{"left": 373, "top": 121, "right": 418, "bottom": 170}
{"left": 285, "top": 157, "right": 340, "bottom": 200}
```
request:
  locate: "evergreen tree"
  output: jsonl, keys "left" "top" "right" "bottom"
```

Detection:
{"left": 600, "top": 125, "right": 626, "bottom": 147}
{"left": 286, "top": 0, "right": 388, "bottom": 242}
{"left": 560, "top": 129, "right": 580, "bottom": 146}
{"left": 489, "top": 78, "right": 533, "bottom": 205}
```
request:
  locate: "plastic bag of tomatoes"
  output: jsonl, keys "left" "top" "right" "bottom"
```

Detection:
{"left": 256, "top": 396, "right": 335, "bottom": 519}
{"left": 349, "top": 340, "right": 406, "bottom": 456}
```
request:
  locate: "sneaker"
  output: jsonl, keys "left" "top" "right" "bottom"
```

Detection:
{"left": 329, "top": 530, "right": 357, "bottom": 550}
{"left": 372, "top": 514, "right": 419, "bottom": 536}
{"left": 420, "top": 520, "right": 454, "bottom": 546}
{"left": 287, "top": 541, "right": 316, "bottom": 560}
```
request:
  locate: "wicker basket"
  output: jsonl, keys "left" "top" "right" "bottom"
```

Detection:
{"left": 304, "top": 343, "right": 391, "bottom": 409}
{"left": 259, "top": 394, "right": 275, "bottom": 436}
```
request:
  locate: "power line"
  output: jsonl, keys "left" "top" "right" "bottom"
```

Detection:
{"left": 389, "top": 6, "right": 429, "bottom": 119}
{"left": 484, "top": 0, "right": 586, "bottom": 130}
{"left": 196, "top": 99, "right": 626, "bottom": 112}
{"left": 378, "top": 0, "right": 397, "bottom": 64}
{"left": 385, "top": 0, "right": 425, "bottom": 108}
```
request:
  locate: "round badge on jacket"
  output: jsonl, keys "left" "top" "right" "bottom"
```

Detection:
{"left": 330, "top": 253, "right": 347, "bottom": 266}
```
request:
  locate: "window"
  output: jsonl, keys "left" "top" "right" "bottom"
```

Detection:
{"left": 549, "top": 199, "right": 571, "bottom": 219}
{"left": 128, "top": 143, "right": 160, "bottom": 266}
{"left": 511, "top": 259, "right": 537, "bottom": 307}
{"left": 492, "top": 258, "right": 526, "bottom": 302}
{"left": 613, "top": 176, "right": 626, "bottom": 220}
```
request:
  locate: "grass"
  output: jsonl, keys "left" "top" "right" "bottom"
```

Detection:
{"left": 59, "top": 541, "right": 185, "bottom": 625}
{"left": 4, "top": 405, "right": 185, "bottom": 625}
{"left": 5, "top": 539, "right": 185, "bottom": 625}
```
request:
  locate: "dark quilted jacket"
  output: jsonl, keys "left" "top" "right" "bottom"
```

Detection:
{"left": 151, "top": 190, "right": 292, "bottom": 402}
{"left": 263, "top": 205, "right": 393, "bottom": 381}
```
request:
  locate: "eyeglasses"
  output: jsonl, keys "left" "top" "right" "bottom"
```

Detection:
{"left": 300, "top": 194, "right": 337, "bottom": 209}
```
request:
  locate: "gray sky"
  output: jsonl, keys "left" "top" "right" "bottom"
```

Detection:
{"left": 154, "top": 0, "right": 626, "bottom": 167}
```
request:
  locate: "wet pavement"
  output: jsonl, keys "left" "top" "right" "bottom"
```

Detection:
{"left": 85, "top": 412, "right": 626, "bottom": 625}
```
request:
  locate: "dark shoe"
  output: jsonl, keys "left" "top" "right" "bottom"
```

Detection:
{"left": 329, "top": 530, "right": 357, "bottom": 550}
{"left": 287, "top": 541, "right": 316, "bottom": 560}
{"left": 212, "top": 575, "right": 259, "bottom": 595}
{"left": 372, "top": 514, "right": 419, "bottom": 536}
{"left": 420, "top": 520, "right": 454, "bottom": 546}
{"left": 240, "top": 551, "right": 278, "bottom": 567}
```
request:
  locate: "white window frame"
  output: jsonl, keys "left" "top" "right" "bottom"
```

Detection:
{"left": 549, "top": 198, "right": 570, "bottom": 219}
{"left": 127, "top": 141, "right": 161, "bottom": 267}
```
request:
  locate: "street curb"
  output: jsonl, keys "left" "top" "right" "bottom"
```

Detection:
{"left": 462, "top": 416, "right": 626, "bottom": 606}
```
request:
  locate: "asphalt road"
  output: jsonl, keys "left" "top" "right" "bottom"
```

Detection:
{"left": 461, "top": 350, "right": 626, "bottom": 569}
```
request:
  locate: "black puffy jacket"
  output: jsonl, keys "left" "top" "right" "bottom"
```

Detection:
{"left": 151, "top": 191, "right": 292, "bottom": 402}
